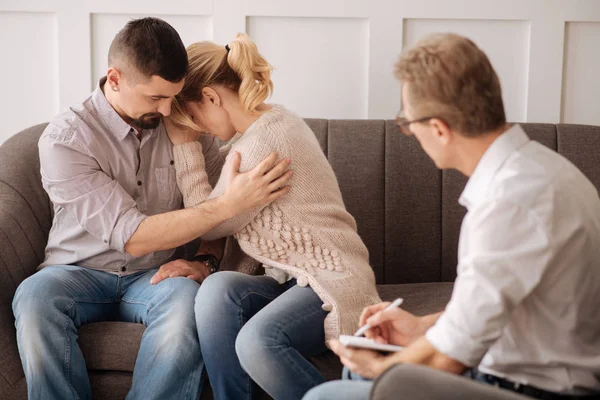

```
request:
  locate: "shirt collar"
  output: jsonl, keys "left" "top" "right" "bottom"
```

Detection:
{"left": 459, "top": 124, "right": 530, "bottom": 209}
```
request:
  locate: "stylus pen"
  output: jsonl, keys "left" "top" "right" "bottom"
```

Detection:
{"left": 353, "top": 298, "right": 404, "bottom": 337}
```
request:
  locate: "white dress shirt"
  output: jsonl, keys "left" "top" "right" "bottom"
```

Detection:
{"left": 426, "top": 124, "right": 600, "bottom": 394}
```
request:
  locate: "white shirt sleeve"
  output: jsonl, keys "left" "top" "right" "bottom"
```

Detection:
{"left": 426, "top": 200, "right": 551, "bottom": 366}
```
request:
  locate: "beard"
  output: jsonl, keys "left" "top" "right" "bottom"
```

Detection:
{"left": 130, "top": 113, "right": 162, "bottom": 129}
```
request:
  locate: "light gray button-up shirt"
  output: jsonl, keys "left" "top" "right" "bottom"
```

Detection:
{"left": 38, "top": 77, "right": 223, "bottom": 274}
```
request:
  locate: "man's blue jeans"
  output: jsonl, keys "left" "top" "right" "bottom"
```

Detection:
{"left": 12, "top": 265, "right": 203, "bottom": 400}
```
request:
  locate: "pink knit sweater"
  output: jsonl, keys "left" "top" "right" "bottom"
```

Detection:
{"left": 172, "top": 105, "right": 381, "bottom": 340}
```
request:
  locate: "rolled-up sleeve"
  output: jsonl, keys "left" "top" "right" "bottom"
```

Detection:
{"left": 425, "top": 201, "right": 550, "bottom": 367}
{"left": 39, "top": 129, "right": 147, "bottom": 252}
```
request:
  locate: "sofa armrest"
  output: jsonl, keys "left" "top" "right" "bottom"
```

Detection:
{"left": 0, "top": 182, "right": 49, "bottom": 390}
{"left": 370, "top": 364, "right": 529, "bottom": 400}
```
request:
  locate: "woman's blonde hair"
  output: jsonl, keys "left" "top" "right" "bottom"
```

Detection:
{"left": 171, "top": 33, "right": 274, "bottom": 131}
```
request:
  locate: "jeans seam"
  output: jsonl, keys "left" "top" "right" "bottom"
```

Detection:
{"left": 249, "top": 297, "right": 327, "bottom": 394}
{"left": 262, "top": 310, "right": 326, "bottom": 394}
{"left": 237, "top": 294, "right": 253, "bottom": 400}
{"left": 236, "top": 290, "right": 280, "bottom": 306}
{"left": 120, "top": 299, "right": 151, "bottom": 308}
{"left": 71, "top": 299, "right": 115, "bottom": 304}
{"left": 62, "top": 299, "right": 81, "bottom": 400}
{"left": 236, "top": 290, "right": 282, "bottom": 400}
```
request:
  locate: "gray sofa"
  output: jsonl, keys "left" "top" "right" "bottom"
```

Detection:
{"left": 1, "top": 120, "right": 598, "bottom": 399}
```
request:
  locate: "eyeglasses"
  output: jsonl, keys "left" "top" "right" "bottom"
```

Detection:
{"left": 395, "top": 110, "right": 439, "bottom": 136}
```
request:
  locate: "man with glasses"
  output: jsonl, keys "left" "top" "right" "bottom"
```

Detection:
{"left": 303, "top": 33, "right": 600, "bottom": 400}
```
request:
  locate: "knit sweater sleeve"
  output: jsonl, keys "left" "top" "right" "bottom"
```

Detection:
{"left": 172, "top": 140, "right": 213, "bottom": 208}
{"left": 201, "top": 134, "right": 226, "bottom": 188}
{"left": 202, "top": 126, "right": 291, "bottom": 241}
{"left": 173, "top": 122, "right": 291, "bottom": 241}
{"left": 171, "top": 135, "right": 226, "bottom": 208}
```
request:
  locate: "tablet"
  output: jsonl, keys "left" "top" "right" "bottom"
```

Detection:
{"left": 339, "top": 335, "right": 404, "bottom": 353}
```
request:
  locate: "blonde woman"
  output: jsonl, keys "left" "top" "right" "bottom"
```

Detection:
{"left": 164, "top": 34, "right": 381, "bottom": 400}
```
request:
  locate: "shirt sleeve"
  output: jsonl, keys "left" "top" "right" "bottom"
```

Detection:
{"left": 39, "top": 126, "right": 147, "bottom": 252}
{"left": 426, "top": 200, "right": 551, "bottom": 366}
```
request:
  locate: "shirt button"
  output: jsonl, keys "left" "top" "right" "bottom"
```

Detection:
{"left": 120, "top": 266, "right": 126, "bottom": 272}
{"left": 170, "top": 160, "right": 174, "bottom": 165}
{"left": 137, "top": 181, "right": 142, "bottom": 186}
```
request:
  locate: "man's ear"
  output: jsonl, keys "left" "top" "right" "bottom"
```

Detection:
{"left": 430, "top": 118, "right": 452, "bottom": 146}
{"left": 106, "top": 67, "right": 123, "bottom": 91}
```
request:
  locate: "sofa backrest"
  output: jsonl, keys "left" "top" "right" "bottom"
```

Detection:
{"left": 2, "top": 122, "right": 600, "bottom": 288}
{"left": 304, "top": 120, "right": 600, "bottom": 284}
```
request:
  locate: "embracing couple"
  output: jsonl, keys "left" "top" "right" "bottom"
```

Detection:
{"left": 12, "top": 17, "right": 381, "bottom": 400}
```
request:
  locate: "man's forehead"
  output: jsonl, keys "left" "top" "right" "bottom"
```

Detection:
{"left": 135, "top": 75, "right": 185, "bottom": 97}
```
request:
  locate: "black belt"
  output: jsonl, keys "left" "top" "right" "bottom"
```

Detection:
{"left": 470, "top": 370, "right": 600, "bottom": 400}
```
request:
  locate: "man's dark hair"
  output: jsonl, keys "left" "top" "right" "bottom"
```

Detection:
{"left": 108, "top": 17, "right": 188, "bottom": 83}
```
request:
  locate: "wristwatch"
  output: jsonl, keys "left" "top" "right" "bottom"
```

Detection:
{"left": 191, "top": 254, "right": 220, "bottom": 274}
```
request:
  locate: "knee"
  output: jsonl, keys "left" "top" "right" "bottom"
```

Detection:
{"left": 194, "top": 271, "right": 247, "bottom": 319}
{"left": 302, "top": 381, "right": 343, "bottom": 400}
{"left": 235, "top": 316, "right": 287, "bottom": 369}
{"left": 371, "top": 364, "right": 438, "bottom": 400}
{"left": 155, "top": 276, "right": 199, "bottom": 306}
{"left": 12, "top": 274, "right": 62, "bottom": 356}
{"left": 155, "top": 277, "right": 200, "bottom": 328}
{"left": 12, "top": 273, "right": 63, "bottom": 319}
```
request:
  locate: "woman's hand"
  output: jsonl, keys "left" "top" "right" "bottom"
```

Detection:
{"left": 164, "top": 116, "right": 202, "bottom": 145}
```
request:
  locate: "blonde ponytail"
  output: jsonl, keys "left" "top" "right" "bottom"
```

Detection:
{"left": 172, "top": 33, "right": 274, "bottom": 130}
{"left": 226, "top": 33, "right": 274, "bottom": 114}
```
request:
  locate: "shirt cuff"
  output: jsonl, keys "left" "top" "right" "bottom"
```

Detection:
{"left": 109, "top": 207, "right": 147, "bottom": 253}
{"left": 425, "top": 313, "right": 490, "bottom": 367}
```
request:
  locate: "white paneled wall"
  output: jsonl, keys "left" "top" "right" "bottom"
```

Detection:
{"left": 1, "top": 0, "right": 600, "bottom": 144}
{"left": 0, "top": 12, "right": 59, "bottom": 138}
{"left": 403, "top": 19, "right": 531, "bottom": 123}
{"left": 248, "top": 16, "right": 370, "bottom": 119}
{"left": 561, "top": 22, "right": 600, "bottom": 126}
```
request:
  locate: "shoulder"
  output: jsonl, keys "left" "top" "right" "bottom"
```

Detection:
{"left": 40, "top": 97, "right": 97, "bottom": 155}
{"left": 252, "top": 105, "right": 308, "bottom": 137}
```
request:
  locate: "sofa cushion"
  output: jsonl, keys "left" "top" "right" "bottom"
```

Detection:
{"left": 557, "top": 124, "right": 600, "bottom": 190}
{"left": 377, "top": 282, "right": 454, "bottom": 316}
{"left": 385, "top": 121, "right": 442, "bottom": 284}
{"left": 328, "top": 120, "right": 387, "bottom": 282}
{"left": 79, "top": 322, "right": 145, "bottom": 372}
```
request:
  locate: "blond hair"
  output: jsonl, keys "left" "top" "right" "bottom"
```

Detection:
{"left": 171, "top": 33, "right": 274, "bottom": 131}
{"left": 395, "top": 33, "right": 506, "bottom": 137}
